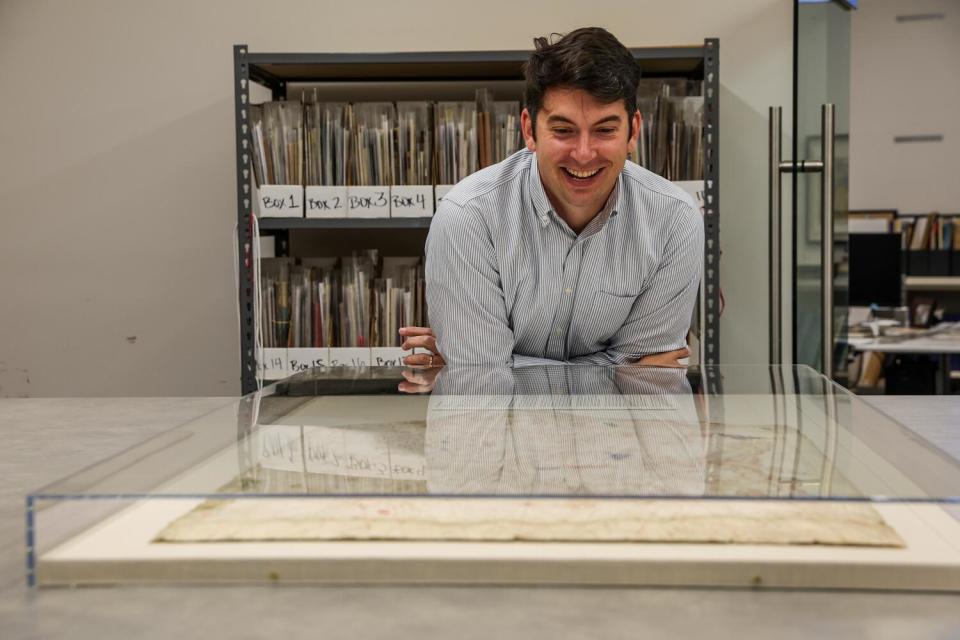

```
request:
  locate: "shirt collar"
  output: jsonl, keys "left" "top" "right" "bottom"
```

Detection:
{"left": 528, "top": 152, "right": 553, "bottom": 227}
{"left": 527, "top": 152, "right": 622, "bottom": 236}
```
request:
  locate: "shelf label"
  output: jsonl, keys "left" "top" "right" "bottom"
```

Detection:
{"left": 370, "top": 347, "right": 413, "bottom": 366}
{"left": 256, "top": 424, "right": 426, "bottom": 480}
{"left": 258, "top": 185, "right": 304, "bottom": 218}
{"left": 329, "top": 347, "right": 372, "bottom": 367}
{"left": 434, "top": 184, "right": 454, "bottom": 210}
{"left": 305, "top": 186, "right": 348, "bottom": 218}
{"left": 390, "top": 185, "right": 434, "bottom": 218}
{"left": 257, "top": 348, "right": 289, "bottom": 380}
{"left": 347, "top": 186, "right": 390, "bottom": 218}
{"left": 287, "top": 347, "right": 330, "bottom": 372}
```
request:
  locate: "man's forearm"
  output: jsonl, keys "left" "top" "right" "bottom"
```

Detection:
{"left": 512, "top": 354, "right": 568, "bottom": 367}
{"left": 568, "top": 346, "right": 690, "bottom": 367}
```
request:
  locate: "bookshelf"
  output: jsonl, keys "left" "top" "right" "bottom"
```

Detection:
{"left": 233, "top": 42, "right": 721, "bottom": 394}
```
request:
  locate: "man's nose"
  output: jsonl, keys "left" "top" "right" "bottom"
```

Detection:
{"left": 570, "top": 133, "right": 597, "bottom": 164}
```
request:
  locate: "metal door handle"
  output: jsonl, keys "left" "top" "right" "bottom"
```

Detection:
{"left": 768, "top": 107, "right": 783, "bottom": 366}
{"left": 768, "top": 103, "right": 836, "bottom": 375}
{"left": 820, "top": 104, "right": 836, "bottom": 378}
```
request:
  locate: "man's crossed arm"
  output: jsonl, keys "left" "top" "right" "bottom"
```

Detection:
{"left": 401, "top": 326, "right": 690, "bottom": 369}
{"left": 408, "top": 200, "right": 703, "bottom": 369}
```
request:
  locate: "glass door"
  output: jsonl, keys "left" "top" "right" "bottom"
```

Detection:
{"left": 793, "top": 0, "right": 853, "bottom": 378}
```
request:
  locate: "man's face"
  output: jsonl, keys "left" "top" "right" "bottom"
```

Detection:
{"left": 521, "top": 87, "right": 640, "bottom": 220}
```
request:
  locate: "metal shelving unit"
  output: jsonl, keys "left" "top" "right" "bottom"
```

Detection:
{"left": 233, "top": 41, "right": 721, "bottom": 394}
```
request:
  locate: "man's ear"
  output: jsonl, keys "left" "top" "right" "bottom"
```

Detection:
{"left": 628, "top": 110, "right": 642, "bottom": 151}
{"left": 521, "top": 108, "right": 537, "bottom": 152}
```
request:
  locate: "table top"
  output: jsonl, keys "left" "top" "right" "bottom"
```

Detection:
{"left": 850, "top": 336, "right": 960, "bottom": 354}
{"left": 1, "top": 391, "right": 959, "bottom": 638}
{"left": 849, "top": 323, "right": 960, "bottom": 353}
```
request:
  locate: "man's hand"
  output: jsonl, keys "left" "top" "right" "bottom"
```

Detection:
{"left": 400, "top": 326, "right": 446, "bottom": 367}
{"left": 634, "top": 347, "right": 690, "bottom": 368}
{"left": 398, "top": 366, "right": 442, "bottom": 394}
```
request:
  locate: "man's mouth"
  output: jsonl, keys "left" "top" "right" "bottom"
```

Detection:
{"left": 562, "top": 167, "right": 603, "bottom": 181}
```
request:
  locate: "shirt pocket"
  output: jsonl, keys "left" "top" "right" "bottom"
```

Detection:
{"left": 591, "top": 290, "right": 638, "bottom": 345}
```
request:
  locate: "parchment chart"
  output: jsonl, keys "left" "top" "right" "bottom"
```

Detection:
{"left": 156, "top": 498, "right": 904, "bottom": 547}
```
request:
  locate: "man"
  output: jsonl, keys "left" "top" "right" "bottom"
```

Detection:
{"left": 403, "top": 27, "right": 703, "bottom": 370}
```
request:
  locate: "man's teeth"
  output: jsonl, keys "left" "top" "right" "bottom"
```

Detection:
{"left": 565, "top": 167, "right": 601, "bottom": 178}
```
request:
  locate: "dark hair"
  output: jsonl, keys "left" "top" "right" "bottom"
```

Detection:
{"left": 523, "top": 27, "right": 640, "bottom": 139}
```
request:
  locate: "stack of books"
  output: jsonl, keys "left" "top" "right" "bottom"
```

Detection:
{"left": 896, "top": 213, "right": 960, "bottom": 276}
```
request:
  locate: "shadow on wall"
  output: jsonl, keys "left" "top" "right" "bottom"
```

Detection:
{"left": 717, "top": 83, "right": 778, "bottom": 364}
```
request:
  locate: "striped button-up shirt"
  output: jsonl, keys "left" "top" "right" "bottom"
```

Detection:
{"left": 425, "top": 149, "right": 703, "bottom": 366}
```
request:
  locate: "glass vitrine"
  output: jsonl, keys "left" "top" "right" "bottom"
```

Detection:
{"left": 28, "top": 365, "right": 960, "bottom": 590}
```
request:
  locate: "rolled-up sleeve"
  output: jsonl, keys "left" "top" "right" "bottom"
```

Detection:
{"left": 425, "top": 201, "right": 515, "bottom": 366}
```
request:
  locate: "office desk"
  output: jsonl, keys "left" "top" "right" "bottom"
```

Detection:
{"left": 849, "top": 325, "right": 960, "bottom": 393}
{"left": 2, "top": 373, "right": 959, "bottom": 638}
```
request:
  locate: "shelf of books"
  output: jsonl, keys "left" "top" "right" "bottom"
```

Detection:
{"left": 895, "top": 213, "right": 960, "bottom": 278}
{"left": 233, "top": 42, "right": 721, "bottom": 393}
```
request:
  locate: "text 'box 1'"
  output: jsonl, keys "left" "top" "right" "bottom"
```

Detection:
{"left": 258, "top": 185, "right": 304, "bottom": 218}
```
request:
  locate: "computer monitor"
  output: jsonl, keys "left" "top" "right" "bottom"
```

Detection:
{"left": 848, "top": 233, "right": 901, "bottom": 308}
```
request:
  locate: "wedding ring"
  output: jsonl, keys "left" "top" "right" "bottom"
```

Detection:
{"left": 429, "top": 355, "right": 435, "bottom": 367}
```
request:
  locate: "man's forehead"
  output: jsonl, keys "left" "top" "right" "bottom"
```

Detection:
{"left": 540, "top": 87, "right": 629, "bottom": 120}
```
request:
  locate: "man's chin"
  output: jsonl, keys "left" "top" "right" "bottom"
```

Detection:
{"left": 560, "top": 184, "right": 615, "bottom": 206}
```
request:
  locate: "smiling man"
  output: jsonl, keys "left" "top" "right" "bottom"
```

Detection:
{"left": 408, "top": 27, "right": 703, "bottom": 368}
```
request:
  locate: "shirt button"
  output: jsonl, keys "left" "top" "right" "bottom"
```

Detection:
{"left": 564, "top": 288, "right": 572, "bottom": 294}
{"left": 555, "top": 330, "right": 562, "bottom": 336}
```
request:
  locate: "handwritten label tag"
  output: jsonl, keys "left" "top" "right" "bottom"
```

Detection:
{"left": 434, "top": 185, "right": 454, "bottom": 210}
{"left": 370, "top": 347, "right": 413, "bottom": 367}
{"left": 287, "top": 347, "right": 330, "bottom": 373}
{"left": 256, "top": 425, "right": 303, "bottom": 471}
{"left": 301, "top": 425, "right": 426, "bottom": 479}
{"left": 390, "top": 185, "right": 434, "bottom": 218}
{"left": 347, "top": 186, "right": 390, "bottom": 218}
{"left": 305, "top": 186, "right": 348, "bottom": 219}
{"left": 258, "top": 185, "right": 304, "bottom": 218}
{"left": 329, "top": 347, "right": 372, "bottom": 367}
{"left": 257, "top": 424, "right": 427, "bottom": 479}
{"left": 257, "top": 348, "right": 289, "bottom": 380}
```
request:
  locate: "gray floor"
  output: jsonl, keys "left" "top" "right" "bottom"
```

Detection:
{"left": 0, "top": 396, "right": 958, "bottom": 639}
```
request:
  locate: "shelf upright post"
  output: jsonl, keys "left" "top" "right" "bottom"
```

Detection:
{"left": 234, "top": 45, "right": 257, "bottom": 395}
{"left": 700, "top": 38, "right": 725, "bottom": 492}
{"left": 702, "top": 38, "right": 721, "bottom": 374}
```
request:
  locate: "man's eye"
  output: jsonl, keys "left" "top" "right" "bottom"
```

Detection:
{"left": 552, "top": 128, "right": 573, "bottom": 135}
{"left": 596, "top": 128, "right": 617, "bottom": 135}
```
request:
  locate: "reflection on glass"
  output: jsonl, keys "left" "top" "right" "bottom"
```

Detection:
{"left": 794, "top": 1, "right": 851, "bottom": 376}
{"left": 218, "top": 365, "right": 959, "bottom": 502}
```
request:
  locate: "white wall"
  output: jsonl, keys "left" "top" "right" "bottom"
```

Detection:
{"left": 850, "top": 0, "right": 960, "bottom": 213}
{"left": 0, "top": 0, "right": 792, "bottom": 397}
